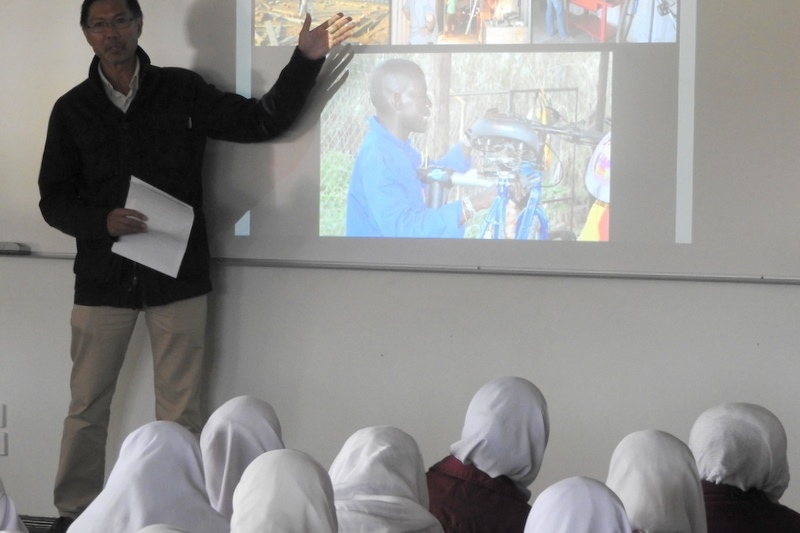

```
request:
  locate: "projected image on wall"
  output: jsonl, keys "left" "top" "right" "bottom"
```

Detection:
{"left": 320, "top": 50, "right": 611, "bottom": 240}
{"left": 253, "top": 0, "right": 676, "bottom": 47}
{"left": 254, "top": 0, "right": 391, "bottom": 45}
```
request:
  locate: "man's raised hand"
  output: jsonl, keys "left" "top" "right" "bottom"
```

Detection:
{"left": 298, "top": 13, "right": 356, "bottom": 60}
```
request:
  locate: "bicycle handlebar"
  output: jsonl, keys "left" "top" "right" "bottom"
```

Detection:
{"left": 420, "top": 167, "right": 540, "bottom": 189}
{"left": 450, "top": 172, "right": 495, "bottom": 188}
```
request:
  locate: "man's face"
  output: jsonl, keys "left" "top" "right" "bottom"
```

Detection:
{"left": 396, "top": 73, "right": 432, "bottom": 135}
{"left": 83, "top": 0, "right": 142, "bottom": 69}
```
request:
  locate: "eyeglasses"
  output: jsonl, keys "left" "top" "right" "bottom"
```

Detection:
{"left": 84, "top": 16, "right": 138, "bottom": 34}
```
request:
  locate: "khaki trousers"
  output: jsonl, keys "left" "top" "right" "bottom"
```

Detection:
{"left": 53, "top": 295, "right": 208, "bottom": 517}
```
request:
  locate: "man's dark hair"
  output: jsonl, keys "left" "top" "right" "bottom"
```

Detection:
{"left": 81, "top": 0, "right": 143, "bottom": 27}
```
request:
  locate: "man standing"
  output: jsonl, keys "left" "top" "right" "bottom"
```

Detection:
{"left": 38, "top": 1, "right": 353, "bottom": 531}
{"left": 545, "top": 0, "right": 569, "bottom": 41}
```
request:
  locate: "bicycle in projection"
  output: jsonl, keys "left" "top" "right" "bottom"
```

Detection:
{"left": 319, "top": 50, "right": 612, "bottom": 241}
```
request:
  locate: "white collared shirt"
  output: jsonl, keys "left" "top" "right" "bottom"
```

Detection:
{"left": 98, "top": 58, "right": 140, "bottom": 112}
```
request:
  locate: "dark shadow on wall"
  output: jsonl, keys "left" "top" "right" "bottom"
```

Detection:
{"left": 183, "top": 0, "right": 352, "bottom": 414}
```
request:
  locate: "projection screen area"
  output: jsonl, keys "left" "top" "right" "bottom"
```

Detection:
{"left": 216, "top": 1, "right": 759, "bottom": 280}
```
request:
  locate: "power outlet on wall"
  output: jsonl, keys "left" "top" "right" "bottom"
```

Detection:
{"left": 0, "top": 432, "right": 7, "bottom": 456}
{"left": 0, "top": 403, "right": 6, "bottom": 428}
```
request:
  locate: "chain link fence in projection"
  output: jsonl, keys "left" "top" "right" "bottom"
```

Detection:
{"left": 319, "top": 50, "right": 612, "bottom": 237}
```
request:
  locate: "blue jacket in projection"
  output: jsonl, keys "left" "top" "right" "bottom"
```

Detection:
{"left": 39, "top": 46, "right": 322, "bottom": 308}
{"left": 345, "top": 116, "right": 470, "bottom": 238}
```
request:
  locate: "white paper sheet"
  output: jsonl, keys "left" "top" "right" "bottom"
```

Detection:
{"left": 111, "top": 177, "right": 195, "bottom": 278}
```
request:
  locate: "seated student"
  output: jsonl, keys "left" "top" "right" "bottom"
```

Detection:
{"left": 688, "top": 402, "right": 800, "bottom": 533}
{"left": 200, "top": 396, "right": 284, "bottom": 521}
{"left": 606, "top": 429, "right": 707, "bottom": 533}
{"left": 329, "top": 425, "right": 443, "bottom": 533}
{"left": 0, "top": 476, "right": 29, "bottom": 533}
{"left": 68, "top": 421, "right": 228, "bottom": 533}
{"left": 426, "top": 376, "right": 549, "bottom": 532}
{"left": 230, "top": 449, "right": 337, "bottom": 533}
{"left": 523, "top": 476, "right": 631, "bottom": 533}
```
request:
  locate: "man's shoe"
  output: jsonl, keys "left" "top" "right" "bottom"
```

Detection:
{"left": 49, "top": 516, "right": 75, "bottom": 533}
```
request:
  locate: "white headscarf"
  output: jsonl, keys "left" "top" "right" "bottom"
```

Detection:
{"left": 524, "top": 476, "right": 631, "bottom": 533}
{"left": 606, "top": 429, "right": 707, "bottom": 533}
{"left": 136, "top": 526, "right": 189, "bottom": 533}
{"left": 329, "top": 426, "right": 443, "bottom": 533}
{"left": 69, "top": 421, "right": 229, "bottom": 533}
{"left": 200, "top": 396, "right": 284, "bottom": 520}
{"left": 688, "top": 402, "right": 790, "bottom": 502}
{"left": 0, "top": 477, "right": 28, "bottom": 533}
{"left": 450, "top": 376, "right": 549, "bottom": 499}
{"left": 230, "top": 449, "right": 337, "bottom": 533}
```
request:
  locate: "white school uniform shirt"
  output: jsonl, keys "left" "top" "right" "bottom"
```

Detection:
{"left": 450, "top": 376, "right": 549, "bottom": 499}
{"left": 606, "top": 429, "right": 707, "bottom": 533}
{"left": 524, "top": 476, "right": 631, "bottom": 533}
{"left": 69, "top": 421, "right": 229, "bottom": 533}
{"left": 0, "top": 477, "right": 29, "bottom": 533}
{"left": 329, "top": 426, "right": 444, "bottom": 533}
{"left": 230, "top": 449, "right": 337, "bottom": 533}
{"left": 200, "top": 396, "right": 284, "bottom": 520}
{"left": 688, "top": 402, "right": 790, "bottom": 502}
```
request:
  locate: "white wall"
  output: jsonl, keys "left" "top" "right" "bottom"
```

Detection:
{"left": 3, "top": 256, "right": 800, "bottom": 516}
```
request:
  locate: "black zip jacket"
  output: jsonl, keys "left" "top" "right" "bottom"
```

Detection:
{"left": 39, "top": 46, "right": 323, "bottom": 308}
